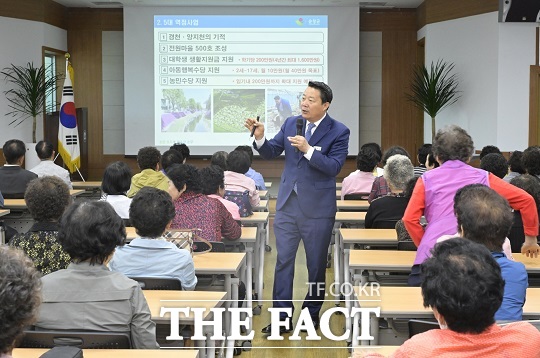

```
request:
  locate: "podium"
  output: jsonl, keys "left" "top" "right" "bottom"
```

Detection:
{"left": 44, "top": 108, "right": 88, "bottom": 180}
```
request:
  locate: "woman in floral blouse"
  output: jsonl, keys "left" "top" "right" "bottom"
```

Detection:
{"left": 166, "top": 163, "right": 241, "bottom": 242}
{"left": 9, "top": 176, "right": 71, "bottom": 275}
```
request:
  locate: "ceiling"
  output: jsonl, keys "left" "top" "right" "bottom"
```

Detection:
{"left": 52, "top": 0, "right": 423, "bottom": 9}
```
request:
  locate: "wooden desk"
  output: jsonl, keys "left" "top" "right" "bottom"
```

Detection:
{"left": 72, "top": 181, "right": 102, "bottom": 189}
{"left": 258, "top": 190, "right": 268, "bottom": 199}
{"left": 126, "top": 226, "right": 256, "bottom": 242}
{"left": 336, "top": 182, "right": 342, "bottom": 189}
{"left": 13, "top": 349, "right": 198, "bottom": 358}
{"left": 337, "top": 199, "right": 370, "bottom": 211}
{"left": 264, "top": 181, "right": 272, "bottom": 188}
{"left": 253, "top": 199, "right": 268, "bottom": 212}
{"left": 0, "top": 209, "right": 9, "bottom": 244}
{"left": 341, "top": 228, "right": 397, "bottom": 247}
{"left": 353, "top": 346, "right": 399, "bottom": 356}
{"left": 332, "top": 211, "right": 367, "bottom": 308}
{"left": 144, "top": 290, "right": 227, "bottom": 323}
{"left": 4, "top": 190, "right": 85, "bottom": 209}
{"left": 352, "top": 286, "right": 540, "bottom": 346}
{"left": 0, "top": 209, "right": 10, "bottom": 217}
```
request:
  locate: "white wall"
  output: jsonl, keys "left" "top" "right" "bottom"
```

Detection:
{"left": 423, "top": 11, "right": 538, "bottom": 151}
{"left": 0, "top": 16, "right": 67, "bottom": 145}
{"left": 359, "top": 31, "right": 382, "bottom": 147}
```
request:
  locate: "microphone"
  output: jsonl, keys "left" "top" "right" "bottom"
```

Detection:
{"left": 295, "top": 118, "right": 304, "bottom": 153}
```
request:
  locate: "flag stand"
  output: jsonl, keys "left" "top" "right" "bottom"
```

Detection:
{"left": 54, "top": 153, "right": 85, "bottom": 182}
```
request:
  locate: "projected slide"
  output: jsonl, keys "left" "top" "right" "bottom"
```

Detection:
{"left": 154, "top": 15, "right": 327, "bottom": 147}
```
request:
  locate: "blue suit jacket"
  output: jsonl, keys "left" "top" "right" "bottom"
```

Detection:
{"left": 255, "top": 114, "right": 349, "bottom": 218}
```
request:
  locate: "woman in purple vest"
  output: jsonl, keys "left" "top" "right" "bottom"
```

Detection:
{"left": 403, "top": 125, "right": 540, "bottom": 286}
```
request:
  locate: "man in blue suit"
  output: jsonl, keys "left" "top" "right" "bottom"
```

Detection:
{"left": 246, "top": 81, "right": 349, "bottom": 333}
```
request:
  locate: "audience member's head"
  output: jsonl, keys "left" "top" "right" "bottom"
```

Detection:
{"left": 0, "top": 246, "right": 41, "bottom": 355}
{"left": 403, "top": 176, "right": 419, "bottom": 198}
{"left": 522, "top": 146, "right": 540, "bottom": 177}
{"left": 508, "top": 150, "right": 525, "bottom": 174}
{"left": 356, "top": 147, "right": 380, "bottom": 173}
{"left": 381, "top": 146, "right": 410, "bottom": 166}
{"left": 2, "top": 139, "right": 26, "bottom": 165}
{"left": 166, "top": 163, "right": 201, "bottom": 200}
{"left": 211, "top": 151, "right": 228, "bottom": 171}
{"left": 227, "top": 150, "right": 250, "bottom": 174}
{"left": 422, "top": 238, "right": 503, "bottom": 334}
{"left": 35, "top": 141, "right": 54, "bottom": 160}
{"left": 102, "top": 161, "right": 132, "bottom": 195}
{"left": 426, "top": 153, "right": 440, "bottom": 170}
{"left": 383, "top": 154, "right": 414, "bottom": 193}
{"left": 479, "top": 145, "right": 501, "bottom": 160}
{"left": 417, "top": 144, "right": 432, "bottom": 167}
{"left": 136, "top": 146, "right": 161, "bottom": 171}
{"left": 130, "top": 187, "right": 175, "bottom": 238}
{"left": 161, "top": 149, "right": 184, "bottom": 172}
{"left": 432, "top": 125, "right": 474, "bottom": 163}
{"left": 454, "top": 184, "right": 513, "bottom": 252}
{"left": 235, "top": 145, "right": 254, "bottom": 165}
{"left": 170, "top": 143, "right": 190, "bottom": 163}
{"left": 480, "top": 153, "right": 508, "bottom": 179}
{"left": 200, "top": 165, "right": 225, "bottom": 196}
{"left": 58, "top": 201, "right": 126, "bottom": 265}
{"left": 361, "top": 142, "right": 382, "bottom": 163}
{"left": 25, "top": 176, "right": 71, "bottom": 222}
{"left": 511, "top": 174, "right": 540, "bottom": 211}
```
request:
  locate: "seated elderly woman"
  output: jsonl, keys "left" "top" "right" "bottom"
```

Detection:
{"left": 357, "top": 239, "right": 540, "bottom": 358}
{"left": 341, "top": 147, "right": 380, "bottom": 199}
{"left": 100, "top": 161, "right": 132, "bottom": 219}
{"left": 200, "top": 165, "right": 241, "bottom": 221}
{"left": 403, "top": 125, "right": 539, "bottom": 286}
{"left": 0, "top": 247, "right": 41, "bottom": 358}
{"left": 9, "top": 176, "right": 71, "bottom": 275}
{"left": 365, "top": 154, "right": 414, "bottom": 229}
{"left": 167, "top": 163, "right": 241, "bottom": 242}
{"left": 224, "top": 150, "right": 260, "bottom": 207}
{"left": 367, "top": 146, "right": 410, "bottom": 203}
{"left": 109, "top": 187, "right": 197, "bottom": 290}
{"left": 35, "top": 201, "right": 159, "bottom": 349}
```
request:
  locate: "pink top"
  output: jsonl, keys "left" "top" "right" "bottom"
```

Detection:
{"left": 359, "top": 322, "right": 540, "bottom": 358}
{"left": 224, "top": 171, "right": 260, "bottom": 206}
{"left": 341, "top": 170, "right": 376, "bottom": 199}
{"left": 208, "top": 194, "right": 241, "bottom": 221}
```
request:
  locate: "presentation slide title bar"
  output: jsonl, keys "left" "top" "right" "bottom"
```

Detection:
{"left": 154, "top": 15, "right": 328, "bottom": 28}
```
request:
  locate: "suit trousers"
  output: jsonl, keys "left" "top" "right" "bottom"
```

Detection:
{"left": 272, "top": 191, "right": 334, "bottom": 319}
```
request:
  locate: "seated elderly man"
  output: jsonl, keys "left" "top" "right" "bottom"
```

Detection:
{"left": 454, "top": 185, "right": 528, "bottom": 321}
{"left": 9, "top": 176, "right": 71, "bottom": 275}
{"left": 357, "top": 239, "right": 540, "bottom": 358}
{"left": 0, "top": 247, "right": 41, "bottom": 358}
{"left": 29, "top": 140, "right": 73, "bottom": 189}
{"left": 0, "top": 139, "right": 37, "bottom": 199}
{"left": 36, "top": 201, "right": 159, "bottom": 349}
{"left": 365, "top": 154, "right": 413, "bottom": 228}
{"left": 109, "top": 187, "right": 197, "bottom": 290}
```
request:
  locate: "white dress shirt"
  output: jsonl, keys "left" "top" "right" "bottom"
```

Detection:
{"left": 30, "top": 160, "right": 73, "bottom": 189}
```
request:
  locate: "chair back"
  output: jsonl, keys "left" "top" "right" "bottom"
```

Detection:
{"left": 344, "top": 192, "right": 370, "bottom": 200}
{"left": 371, "top": 220, "right": 398, "bottom": 229}
{"left": 408, "top": 319, "right": 439, "bottom": 338}
{"left": 398, "top": 240, "right": 417, "bottom": 251}
{"left": 19, "top": 330, "right": 131, "bottom": 349}
{"left": 224, "top": 190, "right": 253, "bottom": 217}
{"left": 129, "top": 277, "right": 182, "bottom": 290}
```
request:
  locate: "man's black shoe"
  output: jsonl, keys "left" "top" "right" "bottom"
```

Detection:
{"left": 261, "top": 320, "right": 293, "bottom": 334}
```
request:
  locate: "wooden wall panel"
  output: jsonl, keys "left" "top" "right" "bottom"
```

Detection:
{"left": 0, "top": 0, "right": 67, "bottom": 29}
{"left": 361, "top": 9, "right": 422, "bottom": 161}
{"left": 416, "top": 1, "right": 426, "bottom": 30}
{"left": 425, "top": 0, "right": 498, "bottom": 25}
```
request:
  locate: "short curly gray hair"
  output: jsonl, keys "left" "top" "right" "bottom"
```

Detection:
{"left": 432, "top": 125, "right": 474, "bottom": 163}
{"left": 0, "top": 247, "right": 41, "bottom": 353}
{"left": 384, "top": 154, "right": 414, "bottom": 192}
